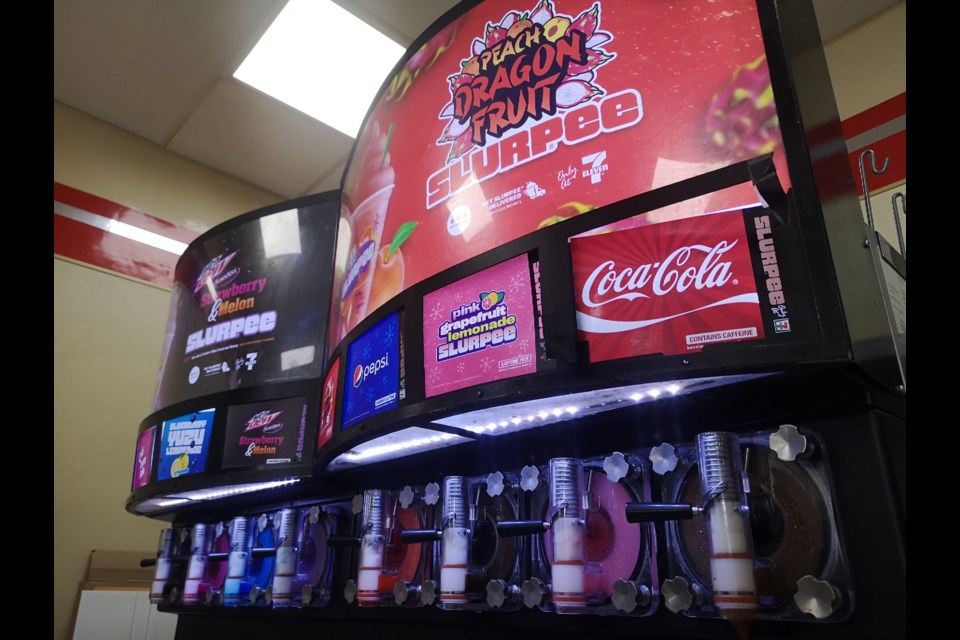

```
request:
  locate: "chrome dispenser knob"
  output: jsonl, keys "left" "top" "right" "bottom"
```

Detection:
{"left": 399, "top": 485, "right": 415, "bottom": 508}
{"left": 301, "top": 584, "right": 315, "bottom": 606}
{"left": 611, "top": 578, "right": 650, "bottom": 613}
{"left": 520, "top": 466, "right": 540, "bottom": 492}
{"left": 603, "top": 452, "right": 630, "bottom": 483}
{"left": 521, "top": 577, "right": 546, "bottom": 609}
{"left": 486, "top": 471, "right": 505, "bottom": 497}
{"left": 795, "top": 575, "right": 839, "bottom": 619}
{"left": 420, "top": 580, "right": 438, "bottom": 606}
{"left": 771, "top": 424, "right": 807, "bottom": 461}
{"left": 424, "top": 483, "right": 441, "bottom": 506}
{"left": 486, "top": 579, "right": 515, "bottom": 608}
{"left": 649, "top": 443, "right": 678, "bottom": 475}
{"left": 393, "top": 580, "right": 412, "bottom": 605}
{"left": 662, "top": 577, "right": 693, "bottom": 614}
{"left": 343, "top": 579, "right": 358, "bottom": 604}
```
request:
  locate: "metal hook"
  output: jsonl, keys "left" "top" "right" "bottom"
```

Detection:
{"left": 858, "top": 149, "right": 889, "bottom": 231}
{"left": 891, "top": 192, "right": 906, "bottom": 258}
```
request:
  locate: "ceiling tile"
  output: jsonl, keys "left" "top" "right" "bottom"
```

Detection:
{"left": 332, "top": 0, "right": 461, "bottom": 46}
{"left": 302, "top": 156, "right": 350, "bottom": 198}
{"left": 54, "top": 0, "right": 286, "bottom": 145}
{"left": 167, "top": 78, "right": 354, "bottom": 199}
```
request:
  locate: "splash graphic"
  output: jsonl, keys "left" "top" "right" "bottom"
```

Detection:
{"left": 438, "top": 0, "right": 615, "bottom": 162}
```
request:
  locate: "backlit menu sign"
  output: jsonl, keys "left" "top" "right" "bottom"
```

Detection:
{"left": 423, "top": 254, "right": 538, "bottom": 396}
{"left": 158, "top": 409, "right": 215, "bottom": 481}
{"left": 222, "top": 397, "right": 309, "bottom": 469}
{"left": 570, "top": 210, "right": 765, "bottom": 361}
{"left": 342, "top": 312, "right": 401, "bottom": 428}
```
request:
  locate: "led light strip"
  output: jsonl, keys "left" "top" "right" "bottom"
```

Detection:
{"left": 328, "top": 375, "right": 769, "bottom": 471}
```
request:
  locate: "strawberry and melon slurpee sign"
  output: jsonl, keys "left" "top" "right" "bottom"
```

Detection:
{"left": 570, "top": 210, "right": 765, "bottom": 361}
{"left": 334, "top": 0, "right": 788, "bottom": 346}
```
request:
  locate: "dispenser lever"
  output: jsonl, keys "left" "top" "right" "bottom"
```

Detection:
{"left": 496, "top": 520, "right": 549, "bottom": 537}
{"left": 399, "top": 529, "right": 443, "bottom": 543}
{"left": 625, "top": 502, "right": 698, "bottom": 523}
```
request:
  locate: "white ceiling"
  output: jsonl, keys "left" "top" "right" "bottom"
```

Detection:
{"left": 53, "top": 0, "right": 900, "bottom": 201}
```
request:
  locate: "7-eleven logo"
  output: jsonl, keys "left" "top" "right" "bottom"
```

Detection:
{"left": 582, "top": 151, "right": 609, "bottom": 184}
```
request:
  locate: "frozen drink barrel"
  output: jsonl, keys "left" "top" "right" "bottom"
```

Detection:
{"left": 271, "top": 509, "right": 297, "bottom": 607}
{"left": 357, "top": 489, "right": 385, "bottom": 606}
{"left": 150, "top": 529, "right": 174, "bottom": 604}
{"left": 549, "top": 458, "right": 587, "bottom": 610}
{"left": 697, "top": 432, "right": 759, "bottom": 638}
{"left": 223, "top": 517, "right": 249, "bottom": 606}
{"left": 440, "top": 476, "right": 470, "bottom": 605}
{"left": 183, "top": 524, "right": 209, "bottom": 605}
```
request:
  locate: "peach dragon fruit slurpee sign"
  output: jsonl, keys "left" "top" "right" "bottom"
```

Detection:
{"left": 423, "top": 254, "right": 538, "bottom": 397}
{"left": 333, "top": 0, "right": 789, "bottom": 349}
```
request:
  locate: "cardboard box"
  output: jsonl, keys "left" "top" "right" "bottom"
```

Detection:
{"left": 81, "top": 549, "right": 154, "bottom": 589}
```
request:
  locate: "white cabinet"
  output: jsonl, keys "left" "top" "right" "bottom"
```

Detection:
{"left": 73, "top": 590, "right": 177, "bottom": 640}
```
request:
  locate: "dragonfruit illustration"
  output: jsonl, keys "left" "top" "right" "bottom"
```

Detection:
{"left": 385, "top": 18, "right": 462, "bottom": 103}
{"left": 706, "top": 55, "right": 781, "bottom": 159}
{"left": 438, "top": 0, "right": 615, "bottom": 162}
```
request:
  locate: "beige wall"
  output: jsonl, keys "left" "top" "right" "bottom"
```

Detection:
{"left": 54, "top": 101, "right": 280, "bottom": 640}
{"left": 823, "top": 2, "right": 907, "bottom": 250}
{"left": 824, "top": 2, "right": 906, "bottom": 121}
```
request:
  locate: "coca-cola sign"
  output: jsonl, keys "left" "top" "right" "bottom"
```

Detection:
{"left": 570, "top": 210, "right": 764, "bottom": 361}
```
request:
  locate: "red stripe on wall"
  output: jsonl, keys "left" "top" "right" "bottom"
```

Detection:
{"left": 54, "top": 214, "right": 179, "bottom": 287}
{"left": 841, "top": 93, "right": 906, "bottom": 140}
{"left": 847, "top": 130, "right": 906, "bottom": 196}
{"left": 53, "top": 182, "right": 202, "bottom": 288}
{"left": 842, "top": 94, "right": 906, "bottom": 196}
{"left": 54, "top": 182, "right": 200, "bottom": 245}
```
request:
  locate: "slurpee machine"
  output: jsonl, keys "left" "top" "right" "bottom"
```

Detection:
{"left": 129, "top": 1, "right": 905, "bottom": 638}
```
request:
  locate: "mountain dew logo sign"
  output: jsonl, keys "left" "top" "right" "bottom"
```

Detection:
{"left": 439, "top": 0, "right": 617, "bottom": 160}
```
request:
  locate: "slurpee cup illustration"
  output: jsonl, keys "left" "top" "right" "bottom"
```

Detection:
{"left": 340, "top": 184, "right": 395, "bottom": 335}
{"left": 339, "top": 120, "right": 396, "bottom": 337}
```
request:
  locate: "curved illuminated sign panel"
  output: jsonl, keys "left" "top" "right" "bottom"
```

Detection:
{"left": 331, "top": 0, "right": 790, "bottom": 347}
{"left": 154, "top": 206, "right": 336, "bottom": 411}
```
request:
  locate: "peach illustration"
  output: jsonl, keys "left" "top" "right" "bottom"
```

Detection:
{"left": 543, "top": 16, "right": 570, "bottom": 42}
{"left": 367, "top": 246, "right": 406, "bottom": 312}
{"left": 506, "top": 18, "right": 534, "bottom": 40}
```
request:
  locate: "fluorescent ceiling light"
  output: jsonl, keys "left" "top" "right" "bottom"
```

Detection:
{"left": 234, "top": 0, "right": 405, "bottom": 138}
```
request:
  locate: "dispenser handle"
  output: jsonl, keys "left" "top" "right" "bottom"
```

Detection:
{"left": 625, "top": 502, "right": 696, "bottom": 523}
{"left": 399, "top": 529, "right": 442, "bottom": 543}
{"left": 251, "top": 547, "right": 277, "bottom": 558}
{"left": 496, "top": 520, "right": 549, "bottom": 537}
{"left": 206, "top": 552, "right": 228, "bottom": 562}
{"left": 140, "top": 558, "right": 156, "bottom": 568}
{"left": 327, "top": 535, "right": 362, "bottom": 548}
